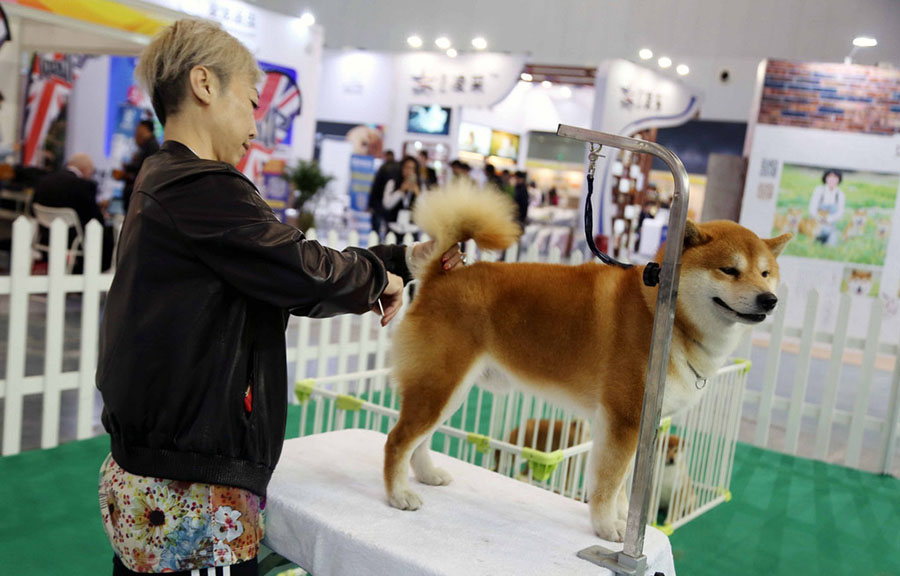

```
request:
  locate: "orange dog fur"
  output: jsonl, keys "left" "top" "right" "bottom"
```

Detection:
{"left": 384, "top": 182, "right": 791, "bottom": 542}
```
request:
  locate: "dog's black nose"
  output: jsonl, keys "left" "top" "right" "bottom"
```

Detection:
{"left": 757, "top": 292, "right": 778, "bottom": 311}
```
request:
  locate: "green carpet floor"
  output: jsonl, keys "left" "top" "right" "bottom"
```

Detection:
{"left": 1, "top": 405, "right": 897, "bottom": 575}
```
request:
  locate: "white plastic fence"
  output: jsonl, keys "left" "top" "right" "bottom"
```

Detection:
{"left": 1, "top": 215, "right": 897, "bottom": 479}
{"left": 734, "top": 285, "right": 900, "bottom": 475}
{"left": 291, "top": 360, "right": 750, "bottom": 532}
{"left": 0, "top": 217, "right": 113, "bottom": 455}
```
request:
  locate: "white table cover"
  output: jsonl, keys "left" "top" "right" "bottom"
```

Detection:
{"left": 264, "top": 429, "right": 675, "bottom": 576}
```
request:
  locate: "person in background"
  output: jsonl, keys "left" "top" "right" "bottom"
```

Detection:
{"left": 96, "top": 20, "right": 464, "bottom": 576}
{"left": 513, "top": 170, "right": 530, "bottom": 226}
{"left": 383, "top": 155, "right": 421, "bottom": 234}
{"left": 500, "top": 169, "right": 513, "bottom": 194}
{"left": 547, "top": 187, "right": 559, "bottom": 206}
{"left": 117, "top": 119, "right": 160, "bottom": 212}
{"left": 417, "top": 149, "right": 438, "bottom": 189}
{"left": 527, "top": 179, "right": 542, "bottom": 207}
{"left": 484, "top": 163, "right": 502, "bottom": 191}
{"left": 808, "top": 168, "right": 845, "bottom": 246}
{"left": 368, "top": 149, "right": 398, "bottom": 238}
{"left": 32, "top": 153, "right": 115, "bottom": 271}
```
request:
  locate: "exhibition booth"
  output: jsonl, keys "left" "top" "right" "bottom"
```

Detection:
{"left": 0, "top": 3, "right": 898, "bottom": 576}
{"left": 0, "top": 0, "right": 322, "bottom": 220}
{"left": 740, "top": 59, "right": 900, "bottom": 343}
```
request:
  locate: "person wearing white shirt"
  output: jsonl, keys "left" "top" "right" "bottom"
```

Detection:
{"left": 808, "top": 169, "right": 845, "bottom": 246}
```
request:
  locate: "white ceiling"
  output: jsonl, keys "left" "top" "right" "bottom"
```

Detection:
{"left": 248, "top": 0, "right": 899, "bottom": 67}
{"left": 247, "top": 0, "right": 900, "bottom": 121}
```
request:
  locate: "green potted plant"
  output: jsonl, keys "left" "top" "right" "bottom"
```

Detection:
{"left": 284, "top": 159, "right": 335, "bottom": 232}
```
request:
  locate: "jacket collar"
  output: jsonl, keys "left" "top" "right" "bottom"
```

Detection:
{"left": 158, "top": 140, "right": 258, "bottom": 191}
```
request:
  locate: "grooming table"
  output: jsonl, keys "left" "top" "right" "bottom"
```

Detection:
{"left": 263, "top": 430, "right": 676, "bottom": 576}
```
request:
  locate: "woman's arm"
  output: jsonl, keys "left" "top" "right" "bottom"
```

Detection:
{"left": 382, "top": 179, "right": 403, "bottom": 210}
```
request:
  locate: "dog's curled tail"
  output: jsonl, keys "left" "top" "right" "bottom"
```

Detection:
{"left": 411, "top": 181, "right": 522, "bottom": 279}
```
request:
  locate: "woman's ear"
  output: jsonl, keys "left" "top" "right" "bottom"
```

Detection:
{"left": 765, "top": 233, "right": 793, "bottom": 257}
{"left": 188, "top": 65, "right": 215, "bottom": 105}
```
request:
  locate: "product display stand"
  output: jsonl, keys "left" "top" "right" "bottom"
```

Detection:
{"left": 556, "top": 124, "right": 690, "bottom": 576}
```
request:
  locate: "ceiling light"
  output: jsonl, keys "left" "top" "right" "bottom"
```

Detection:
{"left": 676, "top": 64, "right": 690, "bottom": 76}
{"left": 560, "top": 86, "right": 573, "bottom": 98}
{"left": 658, "top": 56, "right": 672, "bottom": 69}
{"left": 446, "top": 48, "right": 458, "bottom": 58}
{"left": 471, "top": 37, "right": 487, "bottom": 50}
{"left": 435, "top": 36, "right": 451, "bottom": 50}
{"left": 407, "top": 35, "right": 423, "bottom": 48}
{"left": 541, "top": 80, "right": 553, "bottom": 88}
{"left": 520, "top": 72, "right": 533, "bottom": 82}
{"left": 298, "top": 11, "right": 315, "bottom": 26}
{"left": 639, "top": 48, "right": 653, "bottom": 60}
{"left": 852, "top": 36, "right": 877, "bottom": 47}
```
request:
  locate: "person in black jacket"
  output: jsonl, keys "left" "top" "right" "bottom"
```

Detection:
{"left": 32, "top": 153, "right": 114, "bottom": 270}
{"left": 512, "top": 170, "right": 530, "bottom": 226}
{"left": 417, "top": 149, "right": 438, "bottom": 189}
{"left": 116, "top": 119, "right": 160, "bottom": 212}
{"left": 95, "top": 20, "right": 464, "bottom": 576}
{"left": 367, "top": 149, "right": 397, "bottom": 238}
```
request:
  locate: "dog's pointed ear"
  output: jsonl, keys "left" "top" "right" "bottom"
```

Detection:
{"left": 765, "top": 233, "right": 793, "bottom": 257}
{"left": 683, "top": 220, "right": 710, "bottom": 250}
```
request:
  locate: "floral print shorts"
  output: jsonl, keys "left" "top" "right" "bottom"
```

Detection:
{"left": 98, "top": 454, "right": 265, "bottom": 573}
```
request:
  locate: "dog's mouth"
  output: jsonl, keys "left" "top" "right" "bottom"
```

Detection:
{"left": 713, "top": 297, "right": 767, "bottom": 324}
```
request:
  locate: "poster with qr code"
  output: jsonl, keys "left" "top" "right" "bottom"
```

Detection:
{"left": 772, "top": 163, "right": 898, "bottom": 265}
{"left": 760, "top": 159, "right": 779, "bottom": 178}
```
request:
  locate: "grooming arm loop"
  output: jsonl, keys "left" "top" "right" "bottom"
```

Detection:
{"left": 557, "top": 124, "right": 691, "bottom": 576}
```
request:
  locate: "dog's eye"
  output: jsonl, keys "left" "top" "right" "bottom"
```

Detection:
{"left": 719, "top": 267, "right": 740, "bottom": 277}
{"left": 761, "top": 271, "right": 769, "bottom": 278}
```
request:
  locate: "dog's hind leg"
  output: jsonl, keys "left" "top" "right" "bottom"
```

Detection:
{"left": 385, "top": 359, "right": 477, "bottom": 510}
{"left": 586, "top": 409, "right": 639, "bottom": 542}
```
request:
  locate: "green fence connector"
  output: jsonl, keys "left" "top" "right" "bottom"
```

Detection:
{"left": 521, "top": 448, "right": 564, "bottom": 482}
{"left": 651, "top": 522, "right": 675, "bottom": 536}
{"left": 733, "top": 357, "right": 752, "bottom": 375}
{"left": 336, "top": 394, "right": 364, "bottom": 412}
{"left": 295, "top": 379, "right": 315, "bottom": 404}
{"left": 467, "top": 433, "right": 492, "bottom": 454}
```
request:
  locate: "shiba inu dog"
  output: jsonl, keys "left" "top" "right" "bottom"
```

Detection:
{"left": 384, "top": 183, "right": 790, "bottom": 542}
{"left": 843, "top": 209, "right": 867, "bottom": 239}
{"left": 798, "top": 214, "right": 822, "bottom": 239}
{"left": 774, "top": 208, "right": 802, "bottom": 235}
{"left": 846, "top": 269, "right": 873, "bottom": 297}
{"left": 495, "top": 418, "right": 589, "bottom": 492}
{"left": 657, "top": 435, "right": 696, "bottom": 513}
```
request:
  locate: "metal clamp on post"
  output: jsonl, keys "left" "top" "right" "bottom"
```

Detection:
{"left": 557, "top": 124, "right": 690, "bottom": 576}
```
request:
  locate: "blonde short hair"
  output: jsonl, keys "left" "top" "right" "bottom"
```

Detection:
{"left": 136, "top": 19, "right": 262, "bottom": 125}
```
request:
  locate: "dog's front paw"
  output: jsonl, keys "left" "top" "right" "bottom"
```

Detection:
{"left": 592, "top": 515, "right": 626, "bottom": 543}
{"left": 389, "top": 489, "right": 424, "bottom": 511}
{"left": 415, "top": 467, "right": 453, "bottom": 486}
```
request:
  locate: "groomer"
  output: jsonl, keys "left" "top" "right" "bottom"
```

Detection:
{"left": 96, "top": 19, "right": 463, "bottom": 576}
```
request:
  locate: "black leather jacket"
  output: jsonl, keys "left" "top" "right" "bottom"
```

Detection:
{"left": 97, "top": 141, "right": 409, "bottom": 496}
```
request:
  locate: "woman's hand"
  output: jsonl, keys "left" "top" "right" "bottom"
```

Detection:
{"left": 375, "top": 272, "right": 404, "bottom": 327}
{"left": 410, "top": 241, "right": 467, "bottom": 271}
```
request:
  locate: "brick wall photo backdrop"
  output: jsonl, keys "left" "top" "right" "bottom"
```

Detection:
{"left": 759, "top": 60, "right": 900, "bottom": 135}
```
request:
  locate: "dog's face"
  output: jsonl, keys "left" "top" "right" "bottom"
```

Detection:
{"left": 665, "top": 435, "right": 682, "bottom": 465}
{"left": 675, "top": 220, "right": 791, "bottom": 328}
{"left": 851, "top": 209, "right": 867, "bottom": 227}
{"left": 848, "top": 270, "right": 873, "bottom": 296}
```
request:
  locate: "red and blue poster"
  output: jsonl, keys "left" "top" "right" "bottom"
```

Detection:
{"left": 21, "top": 53, "right": 90, "bottom": 166}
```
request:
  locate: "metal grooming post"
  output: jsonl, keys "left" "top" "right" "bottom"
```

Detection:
{"left": 556, "top": 124, "right": 690, "bottom": 575}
